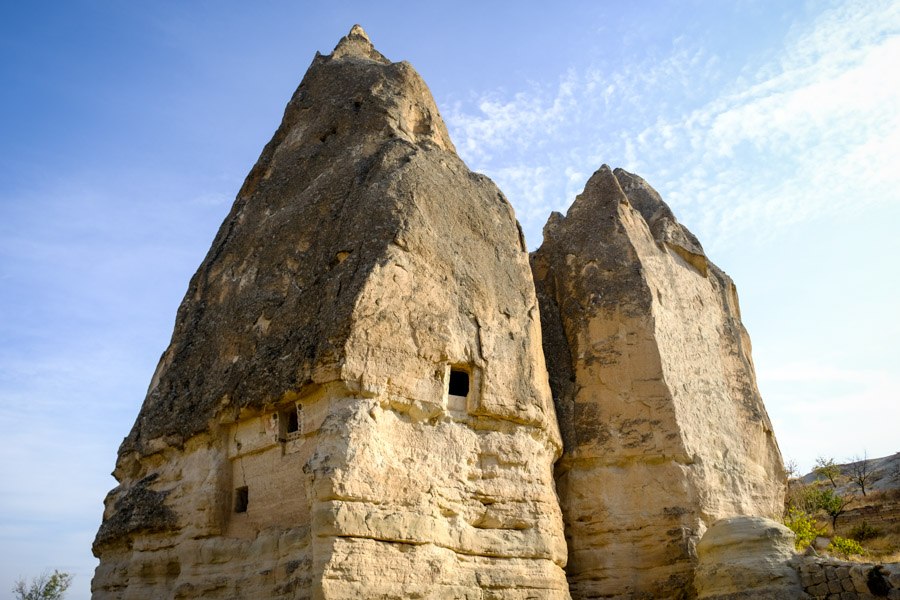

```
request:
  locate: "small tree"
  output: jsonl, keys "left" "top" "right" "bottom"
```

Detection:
{"left": 818, "top": 488, "right": 852, "bottom": 531}
{"left": 848, "top": 452, "right": 875, "bottom": 497}
{"left": 12, "top": 571, "right": 72, "bottom": 600}
{"left": 814, "top": 456, "right": 842, "bottom": 488}
{"left": 784, "top": 458, "right": 799, "bottom": 482}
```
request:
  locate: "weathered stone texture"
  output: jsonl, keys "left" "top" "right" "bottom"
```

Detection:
{"left": 531, "top": 165, "right": 785, "bottom": 598}
{"left": 694, "top": 516, "right": 806, "bottom": 599}
{"left": 609, "top": 514, "right": 899, "bottom": 600}
{"left": 93, "top": 25, "right": 567, "bottom": 599}
{"left": 93, "top": 24, "right": 792, "bottom": 600}
{"left": 795, "top": 557, "right": 899, "bottom": 600}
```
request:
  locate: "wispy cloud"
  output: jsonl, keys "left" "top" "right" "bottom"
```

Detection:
{"left": 444, "top": 0, "right": 900, "bottom": 251}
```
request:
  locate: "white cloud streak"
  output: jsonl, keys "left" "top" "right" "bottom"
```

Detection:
{"left": 443, "top": 0, "right": 900, "bottom": 479}
{"left": 444, "top": 0, "right": 900, "bottom": 252}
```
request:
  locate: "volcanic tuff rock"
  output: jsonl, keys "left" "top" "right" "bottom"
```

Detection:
{"left": 93, "top": 25, "right": 568, "bottom": 599}
{"left": 694, "top": 517, "right": 805, "bottom": 600}
{"left": 93, "top": 24, "right": 789, "bottom": 600}
{"left": 531, "top": 166, "right": 785, "bottom": 598}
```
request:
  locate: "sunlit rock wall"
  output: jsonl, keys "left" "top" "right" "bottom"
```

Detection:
{"left": 92, "top": 26, "right": 568, "bottom": 600}
{"left": 531, "top": 165, "right": 785, "bottom": 599}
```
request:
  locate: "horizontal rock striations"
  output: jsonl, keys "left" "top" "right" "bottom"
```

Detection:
{"left": 531, "top": 165, "right": 785, "bottom": 599}
{"left": 92, "top": 25, "right": 567, "bottom": 599}
{"left": 93, "top": 25, "right": 790, "bottom": 600}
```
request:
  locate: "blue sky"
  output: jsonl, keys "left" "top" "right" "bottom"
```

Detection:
{"left": 1, "top": 2, "right": 898, "bottom": 598}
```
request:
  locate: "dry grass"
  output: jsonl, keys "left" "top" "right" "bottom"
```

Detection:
{"left": 855, "top": 535, "right": 900, "bottom": 562}
{"left": 835, "top": 548, "right": 900, "bottom": 564}
{"left": 833, "top": 511, "right": 899, "bottom": 561}
{"left": 787, "top": 483, "right": 900, "bottom": 562}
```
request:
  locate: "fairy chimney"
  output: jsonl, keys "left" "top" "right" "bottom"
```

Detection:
{"left": 531, "top": 165, "right": 785, "bottom": 599}
{"left": 92, "top": 26, "right": 568, "bottom": 599}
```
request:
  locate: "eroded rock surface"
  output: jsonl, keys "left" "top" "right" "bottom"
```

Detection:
{"left": 93, "top": 23, "right": 794, "bottom": 600}
{"left": 695, "top": 516, "right": 804, "bottom": 600}
{"left": 92, "top": 25, "right": 567, "bottom": 599}
{"left": 531, "top": 166, "right": 785, "bottom": 599}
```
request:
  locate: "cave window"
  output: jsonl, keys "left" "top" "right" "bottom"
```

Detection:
{"left": 286, "top": 407, "right": 299, "bottom": 434}
{"left": 234, "top": 486, "right": 249, "bottom": 513}
{"left": 448, "top": 368, "right": 470, "bottom": 397}
{"left": 279, "top": 404, "right": 302, "bottom": 440}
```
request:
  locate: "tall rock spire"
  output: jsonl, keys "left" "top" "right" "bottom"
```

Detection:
{"left": 531, "top": 165, "right": 785, "bottom": 599}
{"left": 92, "top": 26, "right": 567, "bottom": 599}
{"left": 90, "top": 24, "right": 791, "bottom": 600}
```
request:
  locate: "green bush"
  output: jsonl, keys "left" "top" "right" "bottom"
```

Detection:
{"left": 816, "top": 488, "right": 852, "bottom": 530}
{"left": 827, "top": 535, "right": 865, "bottom": 557}
{"left": 848, "top": 521, "right": 881, "bottom": 541}
{"left": 12, "top": 571, "right": 72, "bottom": 600}
{"left": 784, "top": 508, "right": 825, "bottom": 550}
{"left": 786, "top": 483, "right": 827, "bottom": 515}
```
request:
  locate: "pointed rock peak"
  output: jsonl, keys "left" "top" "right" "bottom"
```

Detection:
{"left": 612, "top": 167, "right": 707, "bottom": 271}
{"left": 348, "top": 24, "right": 369, "bottom": 40}
{"left": 271, "top": 24, "right": 455, "bottom": 154}
{"left": 612, "top": 167, "right": 675, "bottom": 223}
{"left": 566, "top": 164, "right": 630, "bottom": 222}
{"left": 584, "top": 164, "right": 629, "bottom": 201}
{"left": 543, "top": 211, "right": 564, "bottom": 237}
{"left": 332, "top": 24, "right": 390, "bottom": 64}
{"left": 589, "top": 163, "right": 617, "bottom": 185}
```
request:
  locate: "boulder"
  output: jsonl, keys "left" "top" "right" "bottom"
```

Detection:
{"left": 695, "top": 516, "right": 805, "bottom": 599}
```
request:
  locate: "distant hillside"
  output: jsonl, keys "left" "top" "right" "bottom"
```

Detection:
{"left": 795, "top": 451, "right": 900, "bottom": 559}
{"left": 801, "top": 451, "right": 900, "bottom": 496}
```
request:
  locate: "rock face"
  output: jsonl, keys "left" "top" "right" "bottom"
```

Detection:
{"left": 531, "top": 166, "right": 785, "bottom": 598}
{"left": 93, "top": 26, "right": 790, "bottom": 600}
{"left": 92, "top": 26, "right": 568, "bottom": 599}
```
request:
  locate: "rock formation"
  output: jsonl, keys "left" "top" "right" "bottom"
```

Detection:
{"left": 694, "top": 516, "right": 805, "bottom": 599}
{"left": 92, "top": 26, "right": 568, "bottom": 599}
{"left": 93, "top": 26, "right": 789, "bottom": 600}
{"left": 530, "top": 166, "right": 785, "bottom": 598}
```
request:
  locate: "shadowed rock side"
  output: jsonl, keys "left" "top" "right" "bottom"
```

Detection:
{"left": 531, "top": 165, "right": 785, "bottom": 599}
{"left": 93, "top": 26, "right": 568, "bottom": 599}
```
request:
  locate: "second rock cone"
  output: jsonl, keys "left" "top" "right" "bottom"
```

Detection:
{"left": 531, "top": 165, "right": 784, "bottom": 599}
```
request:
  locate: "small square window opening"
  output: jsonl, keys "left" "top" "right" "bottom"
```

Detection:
{"left": 286, "top": 407, "right": 299, "bottom": 434}
{"left": 448, "top": 369, "right": 470, "bottom": 397}
{"left": 234, "top": 486, "right": 249, "bottom": 513}
{"left": 278, "top": 404, "right": 302, "bottom": 441}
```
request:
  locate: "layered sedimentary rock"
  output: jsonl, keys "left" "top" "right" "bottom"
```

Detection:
{"left": 531, "top": 166, "right": 785, "bottom": 598}
{"left": 93, "top": 26, "right": 568, "bottom": 599}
